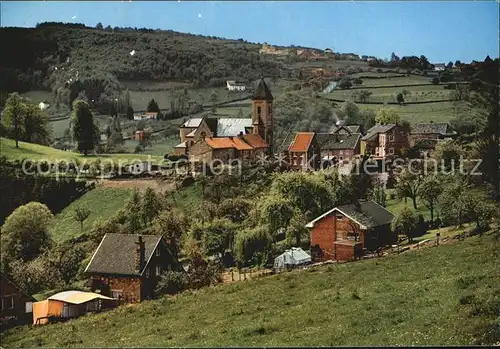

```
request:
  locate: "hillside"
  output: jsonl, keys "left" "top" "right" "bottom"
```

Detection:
{"left": 0, "top": 23, "right": 281, "bottom": 98}
{"left": 2, "top": 232, "right": 499, "bottom": 347}
{"left": 0, "top": 137, "right": 163, "bottom": 163}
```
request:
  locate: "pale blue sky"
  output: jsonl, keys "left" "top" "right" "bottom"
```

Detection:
{"left": 1, "top": 1, "right": 498, "bottom": 63}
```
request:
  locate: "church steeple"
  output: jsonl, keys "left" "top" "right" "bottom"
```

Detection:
{"left": 251, "top": 78, "right": 274, "bottom": 152}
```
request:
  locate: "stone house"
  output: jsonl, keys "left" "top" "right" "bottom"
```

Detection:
{"left": 361, "top": 124, "right": 409, "bottom": 158}
{"left": 306, "top": 201, "right": 395, "bottom": 262}
{"left": 85, "top": 234, "right": 180, "bottom": 303}
{"left": 188, "top": 136, "right": 255, "bottom": 163}
{"left": 316, "top": 133, "right": 361, "bottom": 164}
{"left": 410, "top": 122, "right": 457, "bottom": 146}
{"left": 287, "top": 132, "right": 321, "bottom": 171}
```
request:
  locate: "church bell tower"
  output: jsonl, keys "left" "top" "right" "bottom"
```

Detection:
{"left": 251, "top": 77, "right": 274, "bottom": 152}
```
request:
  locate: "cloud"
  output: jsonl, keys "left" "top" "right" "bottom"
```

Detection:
{"left": 198, "top": 13, "right": 202, "bottom": 18}
{"left": 72, "top": 16, "right": 77, "bottom": 20}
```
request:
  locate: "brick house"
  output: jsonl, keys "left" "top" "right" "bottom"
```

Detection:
{"left": 287, "top": 132, "right": 321, "bottom": 171}
{"left": 306, "top": 201, "right": 395, "bottom": 262}
{"left": 361, "top": 124, "right": 409, "bottom": 158}
{"left": 1, "top": 273, "right": 36, "bottom": 327}
{"left": 410, "top": 122, "right": 457, "bottom": 146}
{"left": 85, "top": 234, "right": 180, "bottom": 303}
{"left": 316, "top": 133, "right": 361, "bottom": 165}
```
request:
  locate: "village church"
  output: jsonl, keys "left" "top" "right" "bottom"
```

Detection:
{"left": 175, "top": 78, "right": 274, "bottom": 163}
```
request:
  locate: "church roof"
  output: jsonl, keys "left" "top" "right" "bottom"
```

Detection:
{"left": 252, "top": 78, "right": 274, "bottom": 101}
{"left": 242, "top": 134, "right": 268, "bottom": 149}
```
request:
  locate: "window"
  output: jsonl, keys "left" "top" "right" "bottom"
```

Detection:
{"left": 145, "top": 269, "right": 150, "bottom": 278}
{"left": 389, "top": 135, "right": 395, "bottom": 142}
{"left": 25, "top": 302, "right": 33, "bottom": 313}
{"left": 389, "top": 148, "right": 395, "bottom": 154}
{"left": 2, "top": 295, "right": 14, "bottom": 310}
{"left": 268, "top": 105, "right": 272, "bottom": 115}
{"left": 347, "top": 231, "right": 359, "bottom": 242}
{"left": 111, "top": 290, "right": 123, "bottom": 299}
{"left": 257, "top": 106, "right": 261, "bottom": 117}
{"left": 155, "top": 248, "right": 160, "bottom": 257}
{"left": 156, "top": 265, "right": 161, "bottom": 276}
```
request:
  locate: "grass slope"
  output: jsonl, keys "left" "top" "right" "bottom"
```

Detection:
{"left": 50, "top": 186, "right": 132, "bottom": 242}
{"left": 0, "top": 137, "right": 163, "bottom": 163}
{"left": 3, "top": 232, "right": 499, "bottom": 347}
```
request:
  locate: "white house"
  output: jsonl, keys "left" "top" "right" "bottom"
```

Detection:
{"left": 133, "top": 112, "right": 158, "bottom": 121}
{"left": 226, "top": 80, "right": 246, "bottom": 92}
{"left": 433, "top": 63, "right": 446, "bottom": 71}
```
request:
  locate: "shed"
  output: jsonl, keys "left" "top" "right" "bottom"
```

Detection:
{"left": 273, "top": 247, "right": 312, "bottom": 272}
{"left": 32, "top": 290, "right": 115, "bottom": 325}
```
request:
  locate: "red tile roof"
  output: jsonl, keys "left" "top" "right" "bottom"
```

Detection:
{"left": 289, "top": 132, "right": 315, "bottom": 152}
{"left": 205, "top": 137, "right": 253, "bottom": 150}
{"left": 232, "top": 137, "right": 254, "bottom": 151}
{"left": 242, "top": 134, "right": 268, "bottom": 149}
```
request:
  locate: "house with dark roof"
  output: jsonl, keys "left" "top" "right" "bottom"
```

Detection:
{"left": 287, "top": 132, "right": 321, "bottom": 171}
{"left": 1, "top": 273, "right": 36, "bottom": 328}
{"left": 306, "top": 201, "right": 396, "bottom": 262}
{"left": 316, "top": 133, "right": 361, "bottom": 164}
{"left": 361, "top": 124, "right": 409, "bottom": 158}
{"left": 410, "top": 122, "right": 457, "bottom": 146}
{"left": 85, "top": 234, "right": 181, "bottom": 303}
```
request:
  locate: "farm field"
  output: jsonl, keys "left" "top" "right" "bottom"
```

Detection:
{"left": 3, "top": 232, "right": 498, "bottom": 347}
{"left": 330, "top": 84, "right": 452, "bottom": 103}
{"left": 49, "top": 186, "right": 132, "bottom": 242}
{"left": 0, "top": 137, "right": 163, "bottom": 163}
{"left": 359, "top": 101, "right": 457, "bottom": 124}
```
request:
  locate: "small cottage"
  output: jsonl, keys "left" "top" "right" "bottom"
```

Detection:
{"left": 306, "top": 200, "right": 396, "bottom": 262}
{"left": 85, "top": 234, "right": 180, "bottom": 303}
{"left": 32, "top": 291, "right": 115, "bottom": 325}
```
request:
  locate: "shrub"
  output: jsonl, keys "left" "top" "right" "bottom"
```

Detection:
{"left": 155, "top": 271, "right": 187, "bottom": 296}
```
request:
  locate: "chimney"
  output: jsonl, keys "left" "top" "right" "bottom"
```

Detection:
{"left": 135, "top": 235, "right": 145, "bottom": 273}
{"left": 229, "top": 136, "right": 233, "bottom": 140}
{"left": 238, "top": 131, "right": 244, "bottom": 138}
{"left": 354, "top": 200, "right": 362, "bottom": 212}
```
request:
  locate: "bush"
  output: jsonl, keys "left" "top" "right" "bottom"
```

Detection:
{"left": 432, "top": 77, "right": 440, "bottom": 85}
{"left": 155, "top": 271, "right": 187, "bottom": 296}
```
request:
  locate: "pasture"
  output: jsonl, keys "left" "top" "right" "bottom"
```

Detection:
{"left": 3, "top": 232, "right": 499, "bottom": 347}
{"left": 358, "top": 101, "right": 457, "bottom": 124}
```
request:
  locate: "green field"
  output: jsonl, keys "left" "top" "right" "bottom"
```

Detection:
{"left": 0, "top": 137, "right": 163, "bottom": 164}
{"left": 124, "top": 136, "right": 179, "bottom": 157}
{"left": 349, "top": 74, "right": 432, "bottom": 87}
{"left": 20, "top": 90, "right": 53, "bottom": 103}
{"left": 50, "top": 186, "right": 132, "bottom": 242}
{"left": 358, "top": 101, "right": 457, "bottom": 124}
{"left": 3, "top": 232, "right": 499, "bottom": 347}
{"left": 331, "top": 84, "right": 452, "bottom": 103}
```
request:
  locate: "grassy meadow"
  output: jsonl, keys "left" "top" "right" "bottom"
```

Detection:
{"left": 3, "top": 231, "right": 499, "bottom": 347}
{"left": 49, "top": 186, "right": 132, "bottom": 242}
{"left": 0, "top": 137, "right": 163, "bottom": 164}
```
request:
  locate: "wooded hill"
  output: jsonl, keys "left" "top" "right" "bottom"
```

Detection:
{"left": 0, "top": 22, "right": 282, "bottom": 104}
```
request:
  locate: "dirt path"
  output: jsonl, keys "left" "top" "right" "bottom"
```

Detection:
{"left": 98, "top": 178, "right": 176, "bottom": 193}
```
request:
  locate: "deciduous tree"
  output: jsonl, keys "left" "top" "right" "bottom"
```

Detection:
{"left": 73, "top": 206, "right": 91, "bottom": 231}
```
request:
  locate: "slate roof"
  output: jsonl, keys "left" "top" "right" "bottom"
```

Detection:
{"left": 306, "top": 200, "right": 394, "bottom": 229}
{"left": 276, "top": 131, "right": 297, "bottom": 154}
{"left": 346, "top": 125, "right": 361, "bottom": 134}
{"left": 85, "top": 234, "right": 163, "bottom": 276}
{"left": 216, "top": 118, "right": 253, "bottom": 137}
{"left": 361, "top": 124, "right": 397, "bottom": 141}
{"left": 316, "top": 133, "right": 361, "bottom": 150}
{"left": 252, "top": 78, "right": 274, "bottom": 101}
{"left": 289, "top": 132, "right": 315, "bottom": 152}
{"left": 411, "top": 123, "right": 457, "bottom": 136}
{"left": 181, "top": 118, "right": 204, "bottom": 128}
